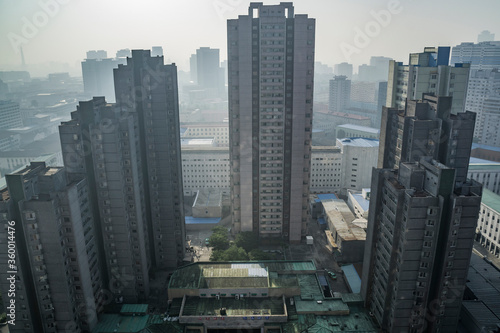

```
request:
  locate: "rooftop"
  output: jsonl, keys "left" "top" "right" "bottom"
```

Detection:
{"left": 482, "top": 188, "right": 500, "bottom": 213}
{"left": 337, "top": 137, "right": 380, "bottom": 148}
{"left": 185, "top": 216, "right": 221, "bottom": 225}
{"left": 180, "top": 138, "right": 216, "bottom": 146}
{"left": 181, "top": 296, "right": 285, "bottom": 317}
{"left": 193, "top": 189, "right": 222, "bottom": 207}
{"left": 323, "top": 200, "right": 365, "bottom": 242}
{"left": 350, "top": 193, "right": 370, "bottom": 211}
{"left": 472, "top": 143, "right": 500, "bottom": 153}
{"left": 336, "top": 124, "right": 380, "bottom": 134}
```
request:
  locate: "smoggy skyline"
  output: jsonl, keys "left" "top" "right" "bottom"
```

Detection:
{"left": 1, "top": 0, "right": 499, "bottom": 76}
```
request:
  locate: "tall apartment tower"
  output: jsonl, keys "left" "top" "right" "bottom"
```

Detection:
{"left": 114, "top": 50, "right": 185, "bottom": 268}
{"left": 334, "top": 62, "right": 353, "bottom": 79}
{"left": 329, "top": 75, "right": 351, "bottom": 113}
{"left": 81, "top": 54, "right": 126, "bottom": 103}
{"left": 362, "top": 96, "right": 483, "bottom": 332}
{"left": 228, "top": 2, "right": 315, "bottom": 242}
{"left": 451, "top": 41, "right": 500, "bottom": 70}
{"left": 0, "top": 162, "right": 102, "bottom": 332}
{"left": 59, "top": 97, "right": 150, "bottom": 302}
{"left": 387, "top": 47, "right": 470, "bottom": 114}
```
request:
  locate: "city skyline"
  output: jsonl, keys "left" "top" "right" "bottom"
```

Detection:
{"left": 1, "top": 0, "right": 499, "bottom": 75}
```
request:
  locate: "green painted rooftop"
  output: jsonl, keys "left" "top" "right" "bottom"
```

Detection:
{"left": 92, "top": 314, "right": 163, "bottom": 333}
{"left": 468, "top": 163, "right": 500, "bottom": 171}
{"left": 482, "top": 188, "right": 500, "bottom": 213}
{"left": 169, "top": 261, "right": 316, "bottom": 289}
{"left": 120, "top": 304, "right": 148, "bottom": 315}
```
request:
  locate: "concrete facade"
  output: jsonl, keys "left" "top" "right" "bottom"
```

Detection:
{"left": 0, "top": 100, "right": 22, "bottom": 130}
{"left": 476, "top": 189, "right": 500, "bottom": 258}
{"left": 59, "top": 97, "right": 150, "bottom": 302}
{"left": 387, "top": 47, "right": 470, "bottom": 114}
{"left": 362, "top": 93, "right": 483, "bottom": 332}
{"left": 451, "top": 41, "right": 500, "bottom": 70}
{"left": 181, "top": 122, "right": 229, "bottom": 147}
{"left": 329, "top": 75, "right": 350, "bottom": 113}
{"left": 114, "top": 50, "right": 185, "bottom": 269}
{"left": 228, "top": 3, "right": 314, "bottom": 242}
{"left": 0, "top": 162, "right": 102, "bottom": 332}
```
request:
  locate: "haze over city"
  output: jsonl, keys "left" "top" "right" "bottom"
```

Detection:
{"left": 1, "top": 0, "right": 500, "bottom": 75}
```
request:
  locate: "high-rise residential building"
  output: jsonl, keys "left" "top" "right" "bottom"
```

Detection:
{"left": 387, "top": 47, "right": 470, "bottom": 114}
{"left": 334, "top": 62, "right": 353, "bottom": 79}
{"left": 114, "top": 50, "right": 185, "bottom": 268}
{"left": 369, "top": 56, "right": 392, "bottom": 82}
{"left": 59, "top": 97, "right": 150, "bottom": 302}
{"left": 329, "top": 75, "right": 351, "bottom": 112}
{"left": 189, "top": 54, "right": 198, "bottom": 83}
{"left": 81, "top": 56, "right": 126, "bottom": 103}
{"left": 228, "top": 2, "right": 315, "bottom": 242}
{"left": 478, "top": 30, "right": 495, "bottom": 43}
{"left": 195, "top": 47, "right": 223, "bottom": 88}
{"left": 464, "top": 69, "right": 500, "bottom": 142}
{"left": 451, "top": 41, "right": 500, "bottom": 70}
{"left": 361, "top": 95, "right": 483, "bottom": 332}
{"left": 482, "top": 96, "right": 500, "bottom": 147}
{"left": 0, "top": 100, "right": 23, "bottom": 130}
{"left": 86, "top": 50, "right": 107, "bottom": 60}
{"left": 0, "top": 162, "right": 103, "bottom": 332}
{"left": 115, "top": 49, "right": 131, "bottom": 59}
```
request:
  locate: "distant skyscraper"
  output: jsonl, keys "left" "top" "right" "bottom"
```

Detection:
{"left": 81, "top": 55, "right": 126, "bottom": 103}
{"left": 464, "top": 69, "right": 500, "bottom": 142}
{"left": 478, "top": 30, "right": 495, "bottom": 43}
{"left": 59, "top": 97, "right": 150, "bottom": 302}
{"left": 369, "top": 56, "right": 392, "bottom": 81}
{"left": 329, "top": 75, "right": 351, "bottom": 112}
{"left": 115, "top": 49, "right": 131, "bottom": 58}
{"left": 0, "top": 100, "right": 22, "bottom": 129}
{"left": 362, "top": 95, "right": 482, "bottom": 332}
{"left": 228, "top": 2, "right": 315, "bottom": 242}
{"left": 189, "top": 53, "right": 198, "bottom": 83}
{"left": 387, "top": 47, "right": 470, "bottom": 114}
{"left": 151, "top": 46, "right": 163, "bottom": 57}
{"left": 114, "top": 50, "right": 185, "bottom": 268}
{"left": 86, "top": 50, "right": 107, "bottom": 60}
{"left": 482, "top": 96, "right": 500, "bottom": 146}
{"left": 334, "top": 62, "right": 353, "bottom": 79}
{"left": 0, "top": 162, "right": 103, "bottom": 332}
{"left": 451, "top": 41, "right": 500, "bottom": 70}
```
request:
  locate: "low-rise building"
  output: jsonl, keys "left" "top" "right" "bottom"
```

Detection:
{"left": 336, "top": 124, "right": 380, "bottom": 140}
{"left": 476, "top": 189, "right": 500, "bottom": 257}
{"left": 167, "top": 261, "right": 378, "bottom": 332}
{"left": 468, "top": 157, "right": 500, "bottom": 195}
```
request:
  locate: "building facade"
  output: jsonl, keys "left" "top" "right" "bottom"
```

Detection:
{"left": 0, "top": 100, "right": 23, "bottom": 130}
{"left": 387, "top": 47, "right": 470, "bottom": 114}
{"left": 476, "top": 189, "right": 500, "bottom": 257}
{"left": 81, "top": 57, "right": 126, "bottom": 103}
{"left": 362, "top": 95, "right": 483, "bottom": 332}
{"left": 328, "top": 75, "right": 350, "bottom": 113}
{"left": 0, "top": 162, "right": 102, "bottom": 332}
{"left": 114, "top": 50, "right": 185, "bottom": 269}
{"left": 451, "top": 41, "right": 500, "bottom": 70}
{"left": 59, "top": 97, "right": 150, "bottom": 302}
{"left": 228, "top": 3, "right": 315, "bottom": 242}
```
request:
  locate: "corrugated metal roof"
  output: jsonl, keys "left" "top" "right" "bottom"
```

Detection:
{"left": 467, "top": 254, "right": 500, "bottom": 320}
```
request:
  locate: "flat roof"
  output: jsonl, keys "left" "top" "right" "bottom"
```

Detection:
{"left": 182, "top": 296, "right": 285, "bottom": 316}
{"left": 336, "top": 124, "right": 380, "bottom": 134}
{"left": 350, "top": 193, "right": 370, "bottom": 211}
{"left": 92, "top": 314, "right": 163, "bottom": 333}
{"left": 323, "top": 201, "right": 365, "bottom": 241}
{"left": 341, "top": 265, "right": 361, "bottom": 293}
{"left": 169, "top": 261, "right": 316, "bottom": 289}
{"left": 482, "top": 188, "right": 500, "bottom": 213}
{"left": 472, "top": 143, "right": 500, "bottom": 153}
{"left": 317, "top": 193, "right": 338, "bottom": 201}
{"left": 193, "top": 189, "right": 222, "bottom": 207}
{"left": 337, "top": 137, "right": 380, "bottom": 148}
{"left": 469, "top": 157, "right": 500, "bottom": 164}
{"left": 467, "top": 253, "right": 500, "bottom": 320}
{"left": 181, "top": 138, "right": 215, "bottom": 146}
{"left": 185, "top": 216, "right": 221, "bottom": 224}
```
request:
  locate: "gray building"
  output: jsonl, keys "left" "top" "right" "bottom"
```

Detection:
{"left": 387, "top": 47, "right": 470, "bottom": 114}
{"left": 334, "top": 62, "right": 353, "bottom": 79}
{"left": 114, "top": 50, "right": 185, "bottom": 269}
{"left": 59, "top": 97, "right": 150, "bottom": 302}
{"left": 329, "top": 75, "right": 351, "bottom": 113}
{"left": 0, "top": 100, "right": 23, "bottom": 130}
{"left": 81, "top": 56, "right": 126, "bottom": 103}
{"left": 228, "top": 2, "right": 315, "bottom": 242}
{"left": 361, "top": 95, "right": 483, "bottom": 332}
{"left": 0, "top": 162, "right": 102, "bottom": 332}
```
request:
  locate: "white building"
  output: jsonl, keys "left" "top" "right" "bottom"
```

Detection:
{"left": 468, "top": 158, "right": 500, "bottom": 195}
{"left": 451, "top": 41, "right": 500, "bottom": 70}
{"left": 337, "top": 138, "right": 379, "bottom": 194}
{"left": 476, "top": 189, "right": 500, "bottom": 257}
{"left": 310, "top": 146, "right": 342, "bottom": 194}
{"left": 180, "top": 123, "right": 229, "bottom": 147}
{"left": 464, "top": 69, "right": 500, "bottom": 141}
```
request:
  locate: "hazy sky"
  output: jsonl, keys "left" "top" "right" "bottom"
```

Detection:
{"left": 1, "top": 0, "right": 499, "bottom": 76}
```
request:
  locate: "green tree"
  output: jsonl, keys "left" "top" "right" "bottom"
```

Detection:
{"left": 248, "top": 249, "right": 272, "bottom": 261}
{"left": 208, "top": 232, "right": 229, "bottom": 251}
{"left": 235, "top": 231, "right": 260, "bottom": 252}
{"left": 210, "top": 249, "right": 225, "bottom": 261}
{"left": 211, "top": 226, "right": 228, "bottom": 235}
{"left": 220, "top": 245, "right": 249, "bottom": 261}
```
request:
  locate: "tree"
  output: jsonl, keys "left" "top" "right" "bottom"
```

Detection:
{"left": 235, "top": 231, "right": 260, "bottom": 252}
{"left": 210, "top": 249, "right": 225, "bottom": 261}
{"left": 220, "top": 245, "right": 249, "bottom": 261}
{"left": 211, "top": 226, "right": 228, "bottom": 235}
{"left": 208, "top": 232, "right": 229, "bottom": 251}
{"left": 248, "top": 249, "right": 272, "bottom": 261}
